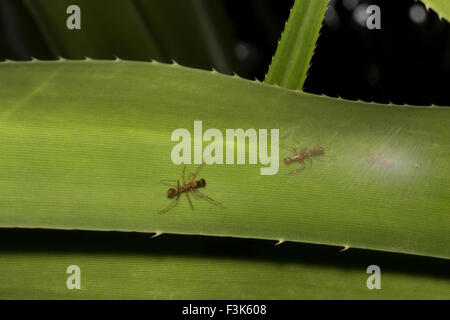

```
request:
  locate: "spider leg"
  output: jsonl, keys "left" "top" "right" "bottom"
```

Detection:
{"left": 290, "top": 159, "right": 306, "bottom": 174}
{"left": 308, "top": 157, "right": 313, "bottom": 168}
{"left": 192, "top": 163, "right": 204, "bottom": 180}
{"left": 280, "top": 143, "right": 306, "bottom": 154}
{"left": 176, "top": 180, "right": 180, "bottom": 200}
{"left": 159, "top": 179, "right": 178, "bottom": 186}
{"left": 279, "top": 143, "right": 292, "bottom": 151}
{"left": 185, "top": 188, "right": 194, "bottom": 210}
{"left": 298, "top": 147, "right": 308, "bottom": 154}
{"left": 158, "top": 198, "right": 178, "bottom": 214}
{"left": 320, "top": 153, "right": 336, "bottom": 158}
{"left": 180, "top": 168, "right": 194, "bottom": 209}
{"left": 182, "top": 166, "right": 187, "bottom": 185}
{"left": 193, "top": 189, "right": 223, "bottom": 206}
{"left": 190, "top": 188, "right": 199, "bottom": 199}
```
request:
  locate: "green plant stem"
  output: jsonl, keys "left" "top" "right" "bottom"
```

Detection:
{"left": 264, "top": 0, "right": 328, "bottom": 90}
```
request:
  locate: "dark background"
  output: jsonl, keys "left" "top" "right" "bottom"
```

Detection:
{"left": 0, "top": 0, "right": 449, "bottom": 295}
{"left": 225, "top": 0, "right": 449, "bottom": 105}
{"left": 1, "top": 0, "right": 449, "bottom": 105}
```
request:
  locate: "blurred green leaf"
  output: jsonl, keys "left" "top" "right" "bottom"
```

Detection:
{"left": 134, "top": 0, "right": 240, "bottom": 74}
{"left": 23, "top": 0, "right": 241, "bottom": 73}
{"left": 0, "top": 0, "right": 52, "bottom": 60}
{"left": 24, "top": 0, "right": 166, "bottom": 60}
{"left": 0, "top": 229, "right": 449, "bottom": 299}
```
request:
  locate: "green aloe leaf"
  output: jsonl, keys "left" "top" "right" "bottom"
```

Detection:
{"left": 421, "top": 0, "right": 450, "bottom": 21}
{"left": 0, "top": 60, "right": 449, "bottom": 259}
{"left": 264, "top": 0, "right": 328, "bottom": 90}
{"left": 1, "top": 229, "right": 449, "bottom": 299}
